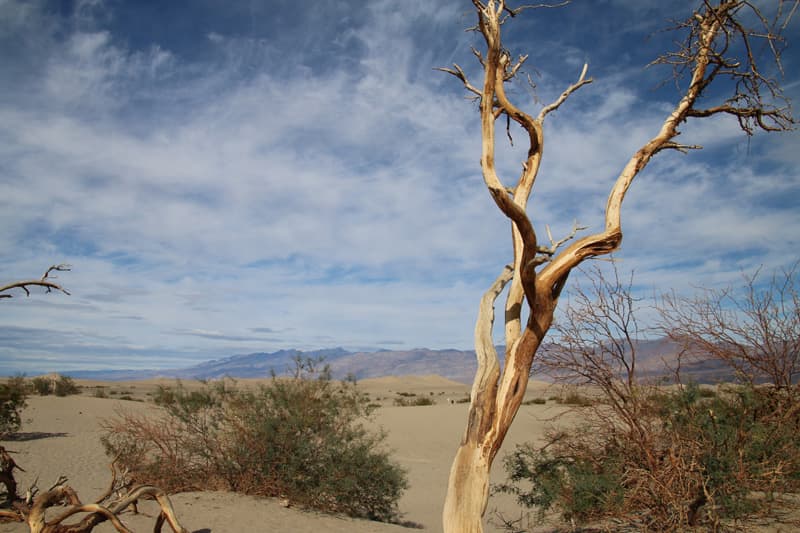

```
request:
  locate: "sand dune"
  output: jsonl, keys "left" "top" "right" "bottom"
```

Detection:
{"left": 1, "top": 378, "right": 569, "bottom": 533}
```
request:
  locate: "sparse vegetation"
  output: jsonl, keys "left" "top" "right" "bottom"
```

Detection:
{"left": 521, "top": 398, "right": 546, "bottom": 406}
{"left": 151, "top": 383, "right": 180, "bottom": 406}
{"left": 102, "top": 357, "right": 408, "bottom": 523}
{"left": 29, "top": 375, "right": 80, "bottom": 396}
{"left": 30, "top": 377, "right": 51, "bottom": 396}
{"left": 117, "top": 395, "right": 139, "bottom": 402}
{"left": 53, "top": 375, "right": 80, "bottom": 396}
{"left": 393, "top": 395, "right": 436, "bottom": 407}
{"left": 496, "top": 265, "right": 800, "bottom": 530}
{"left": 498, "top": 382, "right": 800, "bottom": 530}
{"left": 553, "top": 391, "right": 593, "bottom": 407}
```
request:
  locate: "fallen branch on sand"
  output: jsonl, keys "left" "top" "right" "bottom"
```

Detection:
{"left": 0, "top": 445, "right": 188, "bottom": 533}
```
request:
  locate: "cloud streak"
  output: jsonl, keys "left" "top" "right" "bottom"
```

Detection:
{"left": 1, "top": 0, "right": 798, "bottom": 374}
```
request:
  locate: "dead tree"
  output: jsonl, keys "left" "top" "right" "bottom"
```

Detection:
{"left": 660, "top": 262, "right": 800, "bottom": 390}
{"left": 0, "top": 446, "right": 188, "bottom": 533}
{"left": 439, "top": 1, "right": 795, "bottom": 531}
{"left": 534, "top": 265, "right": 657, "bottom": 448}
{"left": 0, "top": 265, "right": 71, "bottom": 299}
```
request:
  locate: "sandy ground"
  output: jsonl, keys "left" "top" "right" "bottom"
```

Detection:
{"left": 1, "top": 377, "right": 570, "bottom": 533}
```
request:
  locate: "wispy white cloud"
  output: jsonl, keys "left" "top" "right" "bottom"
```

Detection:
{"left": 0, "top": 0, "right": 797, "bottom": 373}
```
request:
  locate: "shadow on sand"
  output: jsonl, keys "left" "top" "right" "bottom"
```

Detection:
{"left": 3, "top": 431, "right": 69, "bottom": 442}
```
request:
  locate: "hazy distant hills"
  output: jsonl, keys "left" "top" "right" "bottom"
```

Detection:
{"left": 66, "top": 338, "right": 738, "bottom": 384}
{"left": 69, "top": 347, "right": 484, "bottom": 383}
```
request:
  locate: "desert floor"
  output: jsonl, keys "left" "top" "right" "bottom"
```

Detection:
{"left": 1, "top": 376, "right": 573, "bottom": 533}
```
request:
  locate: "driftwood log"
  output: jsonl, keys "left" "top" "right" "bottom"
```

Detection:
{"left": 0, "top": 446, "right": 188, "bottom": 533}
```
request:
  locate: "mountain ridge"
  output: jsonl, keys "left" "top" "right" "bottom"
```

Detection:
{"left": 61, "top": 338, "right": 738, "bottom": 384}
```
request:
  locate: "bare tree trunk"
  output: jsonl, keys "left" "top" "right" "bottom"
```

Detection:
{"left": 443, "top": 264, "right": 551, "bottom": 532}
{"left": 439, "top": 1, "right": 794, "bottom": 530}
{"left": 443, "top": 445, "right": 492, "bottom": 533}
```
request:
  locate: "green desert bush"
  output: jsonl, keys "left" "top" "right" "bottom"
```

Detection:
{"left": 102, "top": 357, "right": 407, "bottom": 523}
{"left": 53, "top": 375, "right": 79, "bottom": 396}
{"left": 497, "top": 439, "right": 624, "bottom": 524}
{"left": 0, "top": 376, "right": 28, "bottom": 437}
{"left": 30, "top": 377, "right": 51, "bottom": 396}
{"left": 29, "top": 375, "right": 80, "bottom": 396}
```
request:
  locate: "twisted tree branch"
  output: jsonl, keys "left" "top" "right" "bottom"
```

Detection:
{"left": 0, "top": 265, "right": 71, "bottom": 299}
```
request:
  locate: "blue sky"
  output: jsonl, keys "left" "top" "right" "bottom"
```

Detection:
{"left": 1, "top": 0, "right": 798, "bottom": 374}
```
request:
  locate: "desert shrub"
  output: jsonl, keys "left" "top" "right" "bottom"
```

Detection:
{"left": 118, "top": 395, "right": 141, "bottom": 401}
{"left": 102, "top": 357, "right": 407, "bottom": 522}
{"left": 497, "top": 383, "right": 800, "bottom": 530}
{"left": 497, "top": 438, "right": 625, "bottom": 524}
{"left": 696, "top": 386, "right": 716, "bottom": 398}
{"left": 499, "top": 264, "right": 800, "bottom": 530}
{"left": 662, "top": 384, "right": 800, "bottom": 514}
{"left": 93, "top": 387, "right": 108, "bottom": 398}
{"left": 522, "top": 397, "right": 546, "bottom": 405}
{"left": 53, "top": 375, "right": 79, "bottom": 396}
{"left": 393, "top": 395, "right": 435, "bottom": 406}
{"left": 0, "top": 376, "right": 28, "bottom": 437}
{"left": 555, "top": 391, "right": 593, "bottom": 406}
{"left": 28, "top": 375, "right": 79, "bottom": 396}
{"left": 30, "top": 377, "right": 51, "bottom": 396}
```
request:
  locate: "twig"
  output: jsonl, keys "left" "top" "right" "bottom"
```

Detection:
{"left": 0, "top": 264, "right": 72, "bottom": 299}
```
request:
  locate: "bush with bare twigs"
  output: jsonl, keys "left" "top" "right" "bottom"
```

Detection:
{"left": 101, "top": 357, "right": 408, "bottom": 523}
{"left": 495, "top": 264, "right": 800, "bottom": 531}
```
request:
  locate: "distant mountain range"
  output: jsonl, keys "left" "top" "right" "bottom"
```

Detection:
{"left": 66, "top": 338, "right": 738, "bottom": 384}
{"left": 68, "top": 347, "right": 485, "bottom": 383}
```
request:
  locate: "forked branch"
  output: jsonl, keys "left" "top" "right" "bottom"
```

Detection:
{"left": 537, "top": 63, "right": 592, "bottom": 120}
{"left": 652, "top": 0, "right": 796, "bottom": 135}
{"left": 0, "top": 447, "right": 188, "bottom": 533}
{"left": 442, "top": 3, "right": 795, "bottom": 531}
{"left": 435, "top": 64, "right": 481, "bottom": 98}
{"left": 533, "top": 221, "right": 589, "bottom": 265}
{"left": 0, "top": 265, "right": 71, "bottom": 299}
{"left": 540, "top": 0, "right": 796, "bottom": 289}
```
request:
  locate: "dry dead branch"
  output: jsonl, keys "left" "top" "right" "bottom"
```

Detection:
{"left": 0, "top": 446, "right": 188, "bottom": 533}
{"left": 441, "top": 1, "right": 795, "bottom": 531}
{"left": 0, "top": 265, "right": 71, "bottom": 300}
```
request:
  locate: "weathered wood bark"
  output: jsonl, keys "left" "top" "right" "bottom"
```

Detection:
{"left": 441, "top": 1, "right": 794, "bottom": 531}
{"left": 0, "top": 448, "right": 188, "bottom": 533}
{"left": 25, "top": 484, "right": 188, "bottom": 533}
